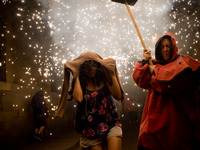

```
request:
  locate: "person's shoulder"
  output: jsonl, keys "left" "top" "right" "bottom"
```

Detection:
{"left": 182, "top": 55, "right": 199, "bottom": 62}
{"left": 181, "top": 55, "right": 200, "bottom": 71}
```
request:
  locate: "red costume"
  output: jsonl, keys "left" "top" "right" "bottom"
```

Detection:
{"left": 132, "top": 33, "right": 200, "bottom": 150}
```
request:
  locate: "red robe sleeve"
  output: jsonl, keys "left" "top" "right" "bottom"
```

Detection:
{"left": 132, "top": 61, "right": 151, "bottom": 89}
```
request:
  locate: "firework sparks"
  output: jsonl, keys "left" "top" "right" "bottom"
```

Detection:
{"left": 0, "top": 0, "right": 199, "bottom": 111}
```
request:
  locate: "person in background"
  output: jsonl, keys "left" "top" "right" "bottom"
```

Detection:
{"left": 31, "top": 90, "right": 49, "bottom": 141}
{"left": 132, "top": 32, "right": 200, "bottom": 150}
{"left": 55, "top": 51, "right": 124, "bottom": 150}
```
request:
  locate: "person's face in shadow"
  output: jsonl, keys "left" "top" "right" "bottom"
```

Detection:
{"left": 160, "top": 39, "right": 171, "bottom": 61}
{"left": 84, "top": 60, "right": 98, "bottom": 78}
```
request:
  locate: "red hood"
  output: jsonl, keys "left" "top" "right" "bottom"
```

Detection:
{"left": 153, "top": 32, "right": 180, "bottom": 64}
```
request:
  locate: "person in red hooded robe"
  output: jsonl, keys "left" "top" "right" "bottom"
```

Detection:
{"left": 132, "top": 33, "right": 200, "bottom": 150}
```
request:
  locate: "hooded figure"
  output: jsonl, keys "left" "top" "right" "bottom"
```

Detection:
{"left": 31, "top": 91, "right": 47, "bottom": 115}
{"left": 132, "top": 33, "right": 200, "bottom": 150}
{"left": 31, "top": 90, "right": 49, "bottom": 141}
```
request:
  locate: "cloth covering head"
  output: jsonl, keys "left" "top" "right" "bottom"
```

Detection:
{"left": 55, "top": 51, "right": 124, "bottom": 117}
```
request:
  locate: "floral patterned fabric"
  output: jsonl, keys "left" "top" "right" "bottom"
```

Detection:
{"left": 75, "top": 85, "right": 120, "bottom": 138}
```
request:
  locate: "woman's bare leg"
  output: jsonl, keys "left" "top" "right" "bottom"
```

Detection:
{"left": 106, "top": 136, "right": 122, "bottom": 150}
{"left": 35, "top": 128, "right": 38, "bottom": 135}
{"left": 38, "top": 126, "right": 45, "bottom": 134}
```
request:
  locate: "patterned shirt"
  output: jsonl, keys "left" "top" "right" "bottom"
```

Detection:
{"left": 75, "top": 85, "right": 120, "bottom": 138}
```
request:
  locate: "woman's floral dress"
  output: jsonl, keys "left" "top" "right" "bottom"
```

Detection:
{"left": 75, "top": 85, "right": 120, "bottom": 138}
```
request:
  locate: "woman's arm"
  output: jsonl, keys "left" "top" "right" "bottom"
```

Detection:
{"left": 106, "top": 74, "right": 122, "bottom": 100}
{"left": 72, "top": 76, "right": 83, "bottom": 103}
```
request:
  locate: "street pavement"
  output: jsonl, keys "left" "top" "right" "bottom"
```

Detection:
{"left": 4, "top": 118, "right": 140, "bottom": 150}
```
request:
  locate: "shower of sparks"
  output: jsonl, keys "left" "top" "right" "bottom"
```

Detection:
{"left": 2, "top": 0, "right": 9, "bottom": 5}
{"left": 0, "top": 0, "right": 199, "bottom": 112}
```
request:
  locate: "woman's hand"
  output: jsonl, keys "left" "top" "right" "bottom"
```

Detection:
{"left": 143, "top": 49, "right": 151, "bottom": 61}
{"left": 143, "top": 49, "right": 156, "bottom": 74}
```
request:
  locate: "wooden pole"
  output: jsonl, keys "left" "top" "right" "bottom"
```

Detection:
{"left": 125, "top": 3, "right": 153, "bottom": 65}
